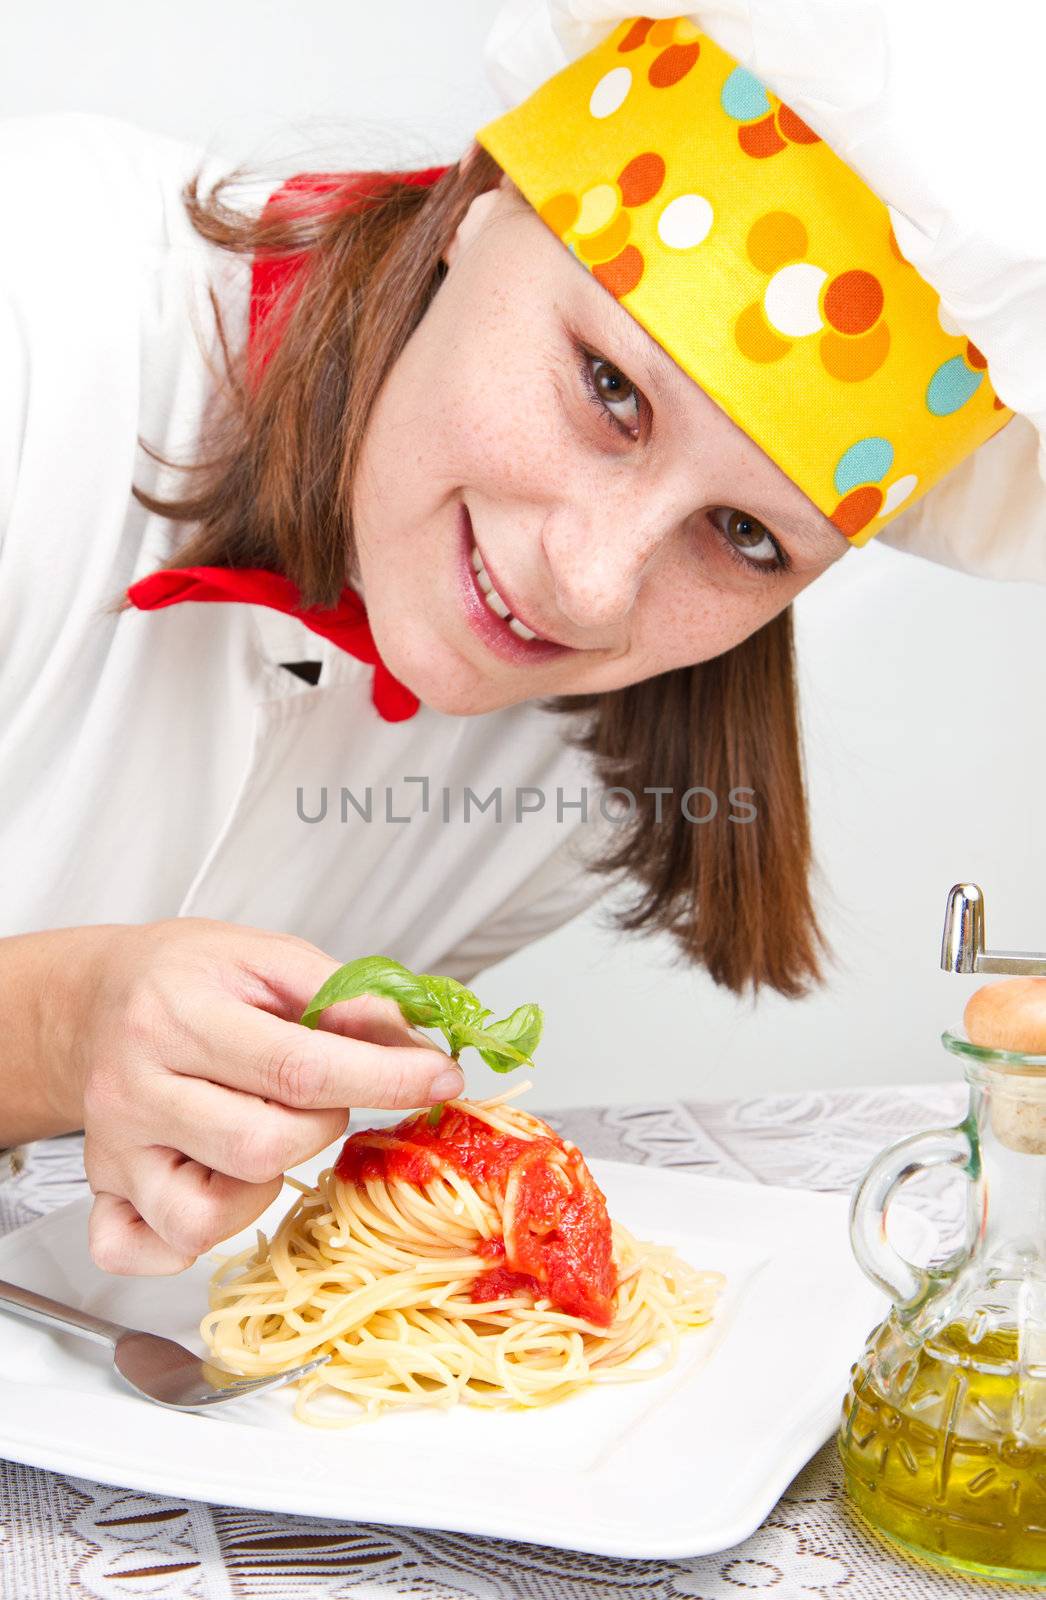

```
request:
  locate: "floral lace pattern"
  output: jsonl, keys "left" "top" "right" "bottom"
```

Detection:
{"left": 4, "top": 1085, "right": 1007, "bottom": 1599}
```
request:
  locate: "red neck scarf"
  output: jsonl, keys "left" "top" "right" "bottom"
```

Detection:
{"left": 125, "top": 165, "right": 449, "bottom": 725}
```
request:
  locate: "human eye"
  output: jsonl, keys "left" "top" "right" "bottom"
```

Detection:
{"left": 575, "top": 344, "right": 644, "bottom": 440}
{"left": 707, "top": 507, "right": 790, "bottom": 577}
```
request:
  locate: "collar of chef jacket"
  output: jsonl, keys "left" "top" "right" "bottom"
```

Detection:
{"left": 125, "top": 164, "right": 451, "bottom": 723}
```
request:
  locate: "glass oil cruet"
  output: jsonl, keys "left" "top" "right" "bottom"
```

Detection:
{"left": 838, "top": 883, "right": 1046, "bottom": 1584}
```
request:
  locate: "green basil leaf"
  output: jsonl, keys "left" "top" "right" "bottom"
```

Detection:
{"left": 459, "top": 1015, "right": 542, "bottom": 1074}
{"left": 413, "top": 973, "right": 488, "bottom": 1054}
{"left": 300, "top": 959, "right": 544, "bottom": 1085}
{"left": 417, "top": 974, "right": 481, "bottom": 1026}
{"left": 475, "top": 1044, "right": 530, "bottom": 1074}
{"left": 300, "top": 956, "right": 439, "bottom": 1030}
{"left": 481, "top": 1003, "right": 544, "bottom": 1061}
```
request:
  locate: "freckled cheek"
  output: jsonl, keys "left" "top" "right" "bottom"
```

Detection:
{"left": 636, "top": 574, "right": 782, "bottom": 668}
{"left": 440, "top": 333, "right": 578, "bottom": 484}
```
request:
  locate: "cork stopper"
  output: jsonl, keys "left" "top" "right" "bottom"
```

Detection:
{"left": 964, "top": 980, "right": 1046, "bottom": 1153}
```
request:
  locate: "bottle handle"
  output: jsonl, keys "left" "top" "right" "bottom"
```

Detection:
{"left": 849, "top": 1123, "right": 975, "bottom": 1313}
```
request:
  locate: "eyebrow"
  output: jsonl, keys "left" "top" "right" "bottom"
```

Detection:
{"left": 755, "top": 503, "right": 849, "bottom": 562}
{"left": 594, "top": 302, "right": 683, "bottom": 407}
{"left": 564, "top": 281, "right": 676, "bottom": 398}
{"left": 635, "top": 328, "right": 686, "bottom": 401}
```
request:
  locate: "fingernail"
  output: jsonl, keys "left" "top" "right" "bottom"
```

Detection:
{"left": 409, "top": 1026, "right": 446, "bottom": 1052}
{"left": 431, "top": 1068, "right": 465, "bottom": 1099}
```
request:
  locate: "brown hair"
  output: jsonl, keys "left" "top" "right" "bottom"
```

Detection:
{"left": 115, "top": 143, "right": 830, "bottom": 998}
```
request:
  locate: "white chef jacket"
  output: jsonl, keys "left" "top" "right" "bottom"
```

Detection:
{"left": 0, "top": 112, "right": 613, "bottom": 983}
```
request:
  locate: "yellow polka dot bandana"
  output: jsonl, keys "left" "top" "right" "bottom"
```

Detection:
{"left": 475, "top": 17, "right": 1012, "bottom": 545}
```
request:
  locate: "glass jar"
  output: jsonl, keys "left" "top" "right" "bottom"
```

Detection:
{"left": 838, "top": 1030, "right": 1046, "bottom": 1584}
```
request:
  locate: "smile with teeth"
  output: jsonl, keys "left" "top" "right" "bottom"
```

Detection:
{"left": 469, "top": 541, "right": 541, "bottom": 641}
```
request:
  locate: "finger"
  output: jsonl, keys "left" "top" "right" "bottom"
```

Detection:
{"left": 172, "top": 997, "right": 464, "bottom": 1111}
{"left": 296, "top": 992, "right": 447, "bottom": 1051}
{"left": 223, "top": 938, "right": 445, "bottom": 1049}
{"left": 130, "top": 1073, "right": 348, "bottom": 1184}
{"left": 88, "top": 1191, "right": 195, "bottom": 1276}
{"left": 88, "top": 1141, "right": 283, "bottom": 1267}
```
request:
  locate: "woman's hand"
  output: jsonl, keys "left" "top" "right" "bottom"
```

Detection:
{"left": 59, "top": 918, "right": 462, "bottom": 1275}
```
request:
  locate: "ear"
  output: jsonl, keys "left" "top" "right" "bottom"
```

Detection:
{"left": 441, "top": 148, "right": 515, "bottom": 271}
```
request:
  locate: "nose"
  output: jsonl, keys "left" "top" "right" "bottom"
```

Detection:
{"left": 539, "top": 491, "right": 674, "bottom": 635}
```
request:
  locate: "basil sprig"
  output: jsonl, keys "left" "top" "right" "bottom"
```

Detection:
{"left": 299, "top": 958, "right": 543, "bottom": 1121}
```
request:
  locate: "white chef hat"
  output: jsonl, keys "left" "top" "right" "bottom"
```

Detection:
{"left": 482, "top": 0, "right": 1046, "bottom": 584}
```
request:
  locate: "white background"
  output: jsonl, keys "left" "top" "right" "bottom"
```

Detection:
{"left": 5, "top": 1, "right": 1044, "bottom": 1107}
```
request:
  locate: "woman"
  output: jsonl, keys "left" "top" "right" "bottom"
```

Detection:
{"left": 0, "top": 13, "right": 1017, "bottom": 1273}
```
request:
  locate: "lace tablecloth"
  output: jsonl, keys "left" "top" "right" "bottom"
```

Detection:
{"left": 0, "top": 1083, "right": 1016, "bottom": 1600}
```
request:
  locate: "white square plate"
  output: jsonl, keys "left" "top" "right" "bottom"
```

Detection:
{"left": 0, "top": 1158, "right": 901, "bottom": 1559}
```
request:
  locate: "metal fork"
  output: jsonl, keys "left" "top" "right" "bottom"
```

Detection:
{"left": 0, "top": 1276, "right": 329, "bottom": 1409}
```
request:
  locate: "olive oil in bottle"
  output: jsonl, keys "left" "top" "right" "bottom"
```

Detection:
{"left": 840, "top": 1316, "right": 1046, "bottom": 1583}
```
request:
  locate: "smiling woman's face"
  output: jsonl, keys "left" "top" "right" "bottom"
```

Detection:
{"left": 351, "top": 164, "right": 851, "bottom": 717}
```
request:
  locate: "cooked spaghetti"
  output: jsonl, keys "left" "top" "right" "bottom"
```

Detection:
{"left": 201, "top": 1088, "right": 724, "bottom": 1425}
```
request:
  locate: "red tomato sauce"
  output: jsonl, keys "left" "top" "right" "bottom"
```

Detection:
{"left": 469, "top": 1263, "right": 544, "bottom": 1304}
{"left": 335, "top": 1105, "right": 617, "bottom": 1326}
